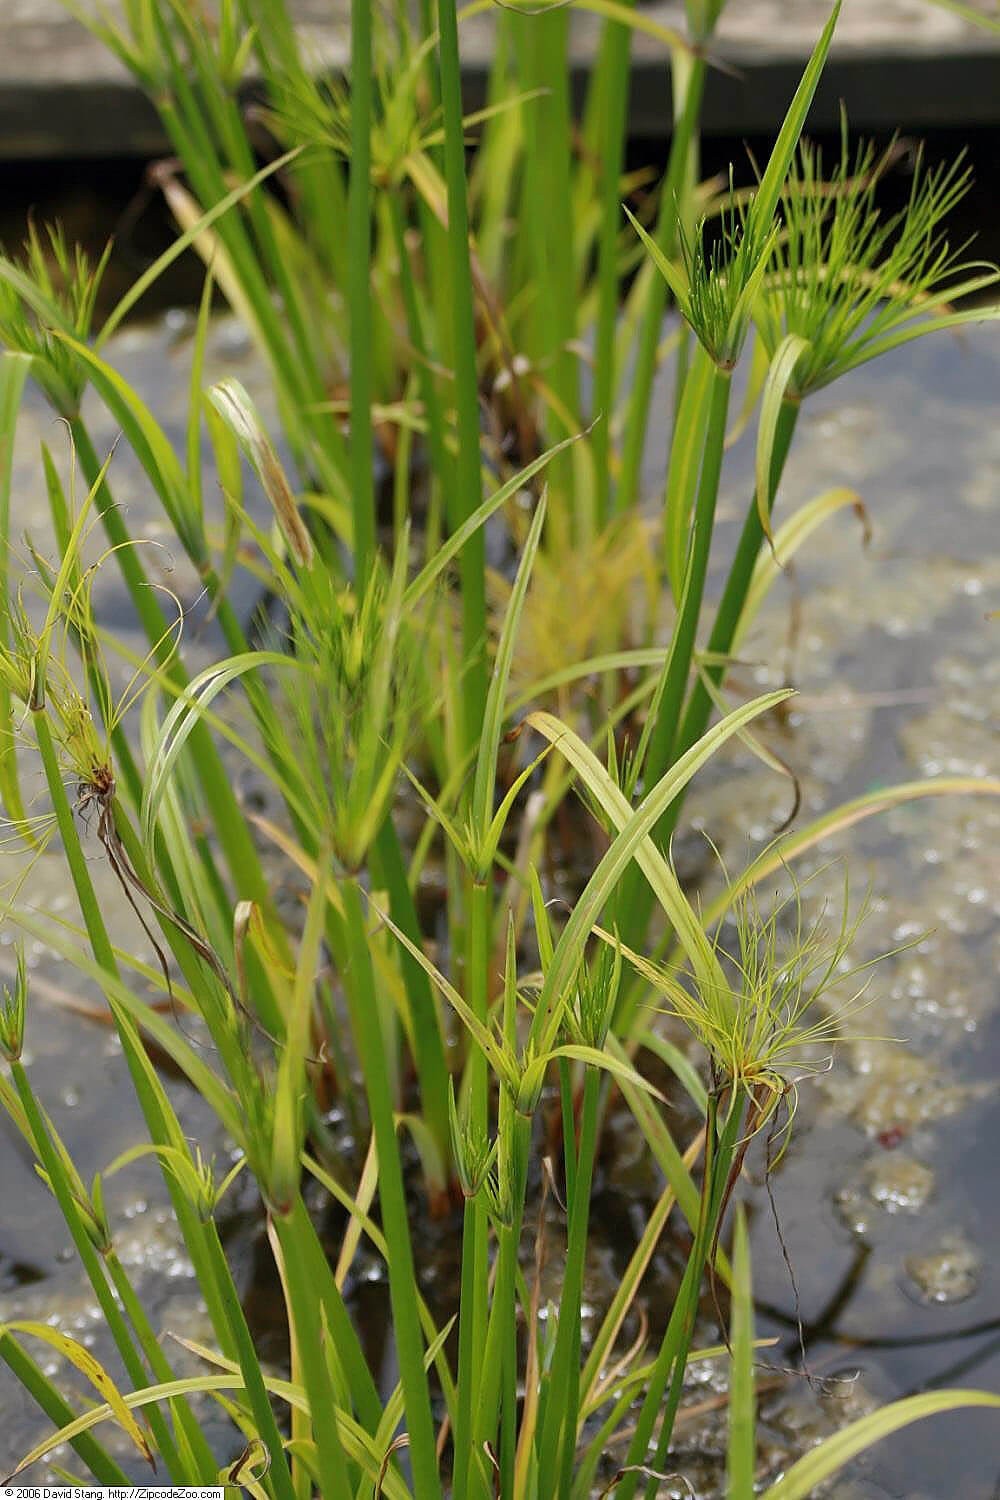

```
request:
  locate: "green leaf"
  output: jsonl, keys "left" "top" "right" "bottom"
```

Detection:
{"left": 920, "top": 0, "right": 1000, "bottom": 33}
{"left": 831, "top": 304, "right": 1000, "bottom": 384}
{"left": 624, "top": 204, "right": 690, "bottom": 309}
{"left": 548, "top": 1044, "right": 666, "bottom": 1102}
{"left": 141, "top": 651, "right": 295, "bottom": 852}
{"left": 526, "top": 687, "right": 794, "bottom": 1042}
{"left": 404, "top": 430, "right": 583, "bottom": 611}
{"left": 370, "top": 898, "right": 519, "bottom": 1093}
{"left": 748, "top": 2, "right": 841, "bottom": 244}
{"left": 97, "top": 148, "right": 302, "bottom": 344}
{"left": 0, "top": 1328, "right": 129, "bottom": 1486}
{"left": 700, "top": 775, "right": 1000, "bottom": 934}
{"left": 52, "top": 333, "right": 201, "bottom": 556}
{"left": 636, "top": 1028, "right": 708, "bottom": 1113}
{"left": 481, "top": 743, "right": 552, "bottom": 873}
{"left": 762, "top": 1391, "right": 1000, "bottom": 1500}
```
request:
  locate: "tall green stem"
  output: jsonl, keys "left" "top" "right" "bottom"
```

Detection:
{"left": 473, "top": 1113, "right": 530, "bottom": 1484}
{"left": 270, "top": 1208, "right": 354, "bottom": 1500}
{"left": 592, "top": 3, "right": 635, "bottom": 529}
{"left": 10, "top": 1061, "right": 190, "bottom": 1483}
{"left": 615, "top": 1093, "right": 744, "bottom": 1500}
{"left": 639, "top": 1098, "right": 745, "bottom": 1498}
{"left": 614, "top": 396, "right": 798, "bottom": 1038}
{"left": 453, "top": 1195, "right": 486, "bottom": 1500}
{"left": 32, "top": 709, "right": 239, "bottom": 1377}
{"left": 340, "top": 878, "right": 442, "bottom": 1500}
{"left": 104, "top": 1249, "right": 218, "bottom": 1480}
{"left": 676, "top": 397, "right": 800, "bottom": 759}
{"left": 371, "top": 818, "right": 452, "bottom": 1170}
{"left": 437, "top": 0, "right": 487, "bottom": 745}
{"left": 616, "top": 57, "right": 707, "bottom": 514}
{"left": 350, "top": 0, "right": 376, "bottom": 578}
{"left": 538, "top": 1068, "right": 603, "bottom": 1500}
{"left": 454, "top": 876, "right": 491, "bottom": 1500}
{"left": 283, "top": 1190, "right": 383, "bottom": 1429}
{"left": 642, "top": 366, "right": 733, "bottom": 799}
{"left": 202, "top": 1219, "right": 298, "bottom": 1500}
{"left": 521, "top": 5, "right": 581, "bottom": 542}
{"left": 611, "top": 365, "right": 731, "bottom": 1021}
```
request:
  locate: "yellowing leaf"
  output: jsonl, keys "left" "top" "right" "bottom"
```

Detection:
{"left": 1, "top": 1322, "right": 154, "bottom": 1475}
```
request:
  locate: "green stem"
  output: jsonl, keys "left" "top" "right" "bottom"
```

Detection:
{"left": 349, "top": 0, "right": 376, "bottom": 577}
{"left": 642, "top": 366, "right": 733, "bottom": 822}
{"left": 202, "top": 1218, "right": 298, "bottom": 1500}
{"left": 538, "top": 1068, "right": 602, "bottom": 1500}
{"left": 592, "top": 1, "right": 635, "bottom": 530}
{"left": 10, "top": 1061, "right": 187, "bottom": 1484}
{"left": 452, "top": 1196, "right": 486, "bottom": 1500}
{"left": 640, "top": 1097, "right": 746, "bottom": 1498}
{"left": 284, "top": 1190, "right": 383, "bottom": 1431}
{"left": 70, "top": 418, "right": 289, "bottom": 1032}
{"left": 675, "top": 397, "right": 801, "bottom": 760}
{"left": 615, "top": 1093, "right": 744, "bottom": 1500}
{"left": 437, "top": 0, "right": 487, "bottom": 746}
{"left": 340, "top": 878, "right": 442, "bottom": 1500}
{"left": 34, "top": 708, "right": 116, "bottom": 974}
{"left": 530, "top": 6, "right": 581, "bottom": 541}
{"left": 105, "top": 1250, "right": 218, "bottom": 1480}
{"left": 370, "top": 817, "right": 452, "bottom": 1173}
{"left": 455, "top": 876, "right": 491, "bottom": 1500}
{"left": 33, "top": 708, "right": 238, "bottom": 1373}
{"left": 473, "top": 1113, "right": 530, "bottom": 1489}
{"left": 558, "top": 1056, "right": 578, "bottom": 1211}
{"left": 610, "top": 365, "right": 731, "bottom": 1030}
{"left": 387, "top": 192, "right": 454, "bottom": 515}
{"left": 613, "top": 396, "right": 798, "bottom": 1039}
{"left": 270, "top": 1208, "right": 354, "bottom": 1500}
{"left": 471, "top": 913, "right": 529, "bottom": 1492}
{"left": 616, "top": 57, "right": 707, "bottom": 514}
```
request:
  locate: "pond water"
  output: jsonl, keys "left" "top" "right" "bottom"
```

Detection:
{"left": 0, "top": 310, "right": 997, "bottom": 1495}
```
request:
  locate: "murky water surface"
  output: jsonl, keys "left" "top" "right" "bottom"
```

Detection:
{"left": 0, "top": 313, "right": 997, "bottom": 1494}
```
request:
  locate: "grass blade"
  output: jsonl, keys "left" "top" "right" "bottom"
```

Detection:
{"left": 700, "top": 775, "right": 1000, "bottom": 932}
{"left": 748, "top": 3, "right": 841, "bottom": 244}
{"left": 762, "top": 1392, "right": 1000, "bottom": 1500}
